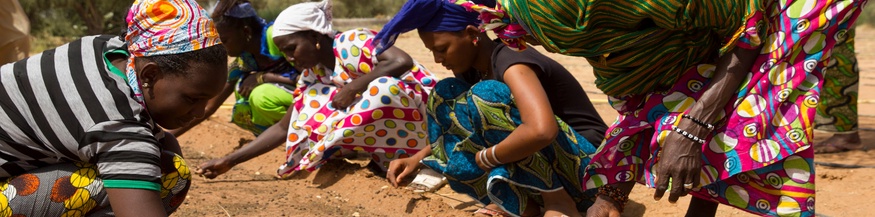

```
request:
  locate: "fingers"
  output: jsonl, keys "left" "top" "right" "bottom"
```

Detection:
{"left": 653, "top": 173, "right": 669, "bottom": 201}
{"left": 668, "top": 174, "right": 684, "bottom": 203}
{"left": 331, "top": 101, "right": 345, "bottom": 110}
{"left": 396, "top": 166, "right": 416, "bottom": 186}
{"left": 241, "top": 88, "right": 253, "bottom": 98}
{"left": 386, "top": 162, "right": 400, "bottom": 187}
{"left": 682, "top": 163, "right": 701, "bottom": 196}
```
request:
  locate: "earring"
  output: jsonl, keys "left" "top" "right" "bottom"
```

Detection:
{"left": 142, "top": 82, "right": 149, "bottom": 88}
{"left": 315, "top": 42, "right": 321, "bottom": 50}
{"left": 473, "top": 36, "right": 480, "bottom": 45}
{"left": 247, "top": 35, "right": 252, "bottom": 42}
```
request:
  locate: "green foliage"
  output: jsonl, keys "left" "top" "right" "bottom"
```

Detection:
{"left": 858, "top": 5, "right": 875, "bottom": 28}
{"left": 20, "top": 0, "right": 131, "bottom": 37}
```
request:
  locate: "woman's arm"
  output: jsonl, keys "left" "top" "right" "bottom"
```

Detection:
{"left": 487, "top": 64, "right": 558, "bottom": 165}
{"left": 331, "top": 46, "right": 414, "bottom": 109}
{"left": 262, "top": 72, "right": 297, "bottom": 86}
{"left": 386, "top": 145, "right": 431, "bottom": 187}
{"left": 106, "top": 188, "right": 167, "bottom": 217}
{"left": 686, "top": 47, "right": 760, "bottom": 126}
{"left": 653, "top": 46, "right": 760, "bottom": 202}
{"left": 196, "top": 105, "right": 293, "bottom": 178}
{"left": 168, "top": 81, "right": 235, "bottom": 137}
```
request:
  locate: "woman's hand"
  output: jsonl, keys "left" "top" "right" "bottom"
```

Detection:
{"left": 653, "top": 120, "right": 705, "bottom": 203}
{"left": 331, "top": 87, "right": 358, "bottom": 110}
{"left": 195, "top": 158, "right": 234, "bottom": 179}
{"left": 386, "top": 157, "right": 422, "bottom": 187}
{"left": 238, "top": 72, "right": 263, "bottom": 98}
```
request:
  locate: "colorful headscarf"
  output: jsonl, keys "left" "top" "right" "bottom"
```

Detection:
{"left": 449, "top": 0, "right": 528, "bottom": 51}
{"left": 272, "top": 0, "right": 335, "bottom": 38}
{"left": 124, "top": 0, "right": 221, "bottom": 104}
{"left": 373, "top": 0, "right": 493, "bottom": 55}
{"left": 222, "top": 1, "right": 258, "bottom": 18}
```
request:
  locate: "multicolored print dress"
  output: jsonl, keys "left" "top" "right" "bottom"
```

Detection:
{"left": 570, "top": 0, "right": 867, "bottom": 216}
{"left": 278, "top": 28, "right": 438, "bottom": 176}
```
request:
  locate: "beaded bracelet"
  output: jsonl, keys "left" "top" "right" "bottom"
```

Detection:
{"left": 671, "top": 126, "right": 706, "bottom": 144}
{"left": 597, "top": 185, "right": 629, "bottom": 212}
{"left": 681, "top": 114, "right": 715, "bottom": 130}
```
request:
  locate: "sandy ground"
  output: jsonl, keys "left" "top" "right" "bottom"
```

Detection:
{"left": 172, "top": 26, "right": 875, "bottom": 217}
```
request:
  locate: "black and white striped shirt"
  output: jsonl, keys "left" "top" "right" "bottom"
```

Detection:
{"left": 0, "top": 35, "right": 163, "bottom": 190}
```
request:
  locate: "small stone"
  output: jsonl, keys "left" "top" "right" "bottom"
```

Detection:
{"left": 254, "top": 171, "right": 261, "bottom": 175}
{"left": 351, "top": 212, "right": 360, "bottom": 217}
{"left": 316, "top": 195, "right": 322, "bottom": 199}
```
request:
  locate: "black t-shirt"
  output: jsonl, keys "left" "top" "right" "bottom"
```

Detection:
{"left": 491, "top": 42, "right": 607, "bottom": 146}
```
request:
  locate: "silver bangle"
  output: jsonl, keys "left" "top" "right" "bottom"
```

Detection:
{"left": 490, "top": 147, "right": 503, "bottom": 165}
{"left": 479, "top": 150, "right": 495, "bottom": 168}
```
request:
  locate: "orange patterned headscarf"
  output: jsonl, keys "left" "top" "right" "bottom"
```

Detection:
{"left": 123, "top": 0, "right": 221, "bottom": 104}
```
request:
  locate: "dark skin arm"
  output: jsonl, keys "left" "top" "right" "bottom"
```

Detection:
{"left": 262, "top": 72, "right": 297, "bottom": 85}
{"left": 331, "top": 46, "right": 414, "bottom": 109}
{"left": 167, "top": 81, "right": 235, "bottom": 137}
{"left": 386, "top": 145, "right": 431, "bottom": 187}
{"left": 474, "top": 64, "right": 558, "bottom": 169}
{"left": 106, "top": 188, "right": 166, "bottom": 217}
{"left": 653, "top": 46, "right": 760, "bottom": 203}
{"left": 238, "top": 72, "right": 298, "bottom": 97}
{"left": 385, "top": 64, "right": 557, "bottom": 184}
{"left": 195, "top": 104, "right": 292, "bottom": 178}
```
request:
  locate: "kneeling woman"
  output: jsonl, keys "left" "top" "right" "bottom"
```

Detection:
{"left": 376, "top": 0, "right": 608, "bottom": 216}
{"left": 196, "top": 0, "right": 437, "bottom": 178}
{"left": 0, "top": 0, "right": 226, "bottom": 216}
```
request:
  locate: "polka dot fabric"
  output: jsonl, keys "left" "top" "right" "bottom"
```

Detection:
{"left": 582, "top": 0, "right": 866, "bottom": 216}
{"left": 278, "top": 29, "right": 436, "bottom": 176}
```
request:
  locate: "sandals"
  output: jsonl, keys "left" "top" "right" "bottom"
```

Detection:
{"left": 406, "top": 168, "right": 447, "bottom": 193}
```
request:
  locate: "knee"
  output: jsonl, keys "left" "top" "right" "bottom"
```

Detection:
{"left": 249, "top": 84, "right": 291, "bottom": 111}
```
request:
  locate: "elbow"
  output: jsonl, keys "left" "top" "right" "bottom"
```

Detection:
{"left": 530, "top": 122, "right": 558, "bottom": 147}
{"left": 393, "top": 57, "right": 414, "bottom": 74}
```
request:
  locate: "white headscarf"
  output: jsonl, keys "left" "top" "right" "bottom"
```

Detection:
{"left": 272, "top": 0, "right": 335, "bottom": 38}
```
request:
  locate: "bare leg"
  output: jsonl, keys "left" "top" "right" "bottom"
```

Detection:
{"left": 815, "top": 132, "right": 864, "bottom": 153}
{"left": 585, "top": 182, "right": 635, "bottom": 217}
{"left": 685, "top": 197, "right": 718, "bottom": 217}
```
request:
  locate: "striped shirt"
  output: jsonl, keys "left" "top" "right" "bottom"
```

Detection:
{"left": 0, "top": 35, "right": 164, "bottom": 191}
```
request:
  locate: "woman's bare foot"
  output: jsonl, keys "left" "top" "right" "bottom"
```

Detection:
{"left": 815, "top": 132, "right": 864, "bottom": 153}
{"left": 542, "top": 190, "right": 582, "bottom": 217}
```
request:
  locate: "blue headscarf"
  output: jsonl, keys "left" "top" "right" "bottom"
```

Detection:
{"left": 222, "top": 1, "right": 258, "bottom": 18}
{"left": 374, "top": 0, "right": 495, "bottom": 55}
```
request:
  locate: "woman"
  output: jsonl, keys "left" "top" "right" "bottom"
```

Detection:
{"left": 0, "top": 0, "right": 226, "bottom": 216}
{"left": 815, "top": 26, "right": 863, "bottom": 153}
{"left": 375, "top": 0, "right": 608, "bottom": 216}
{"left": 169, "top": 0, "right": 298, "bottom": 136}
{"left": 455, "top": 0, "right": 866, "bottom": 216}
{"left": 195, "top": 0, "right": 437, "bottom": 179}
